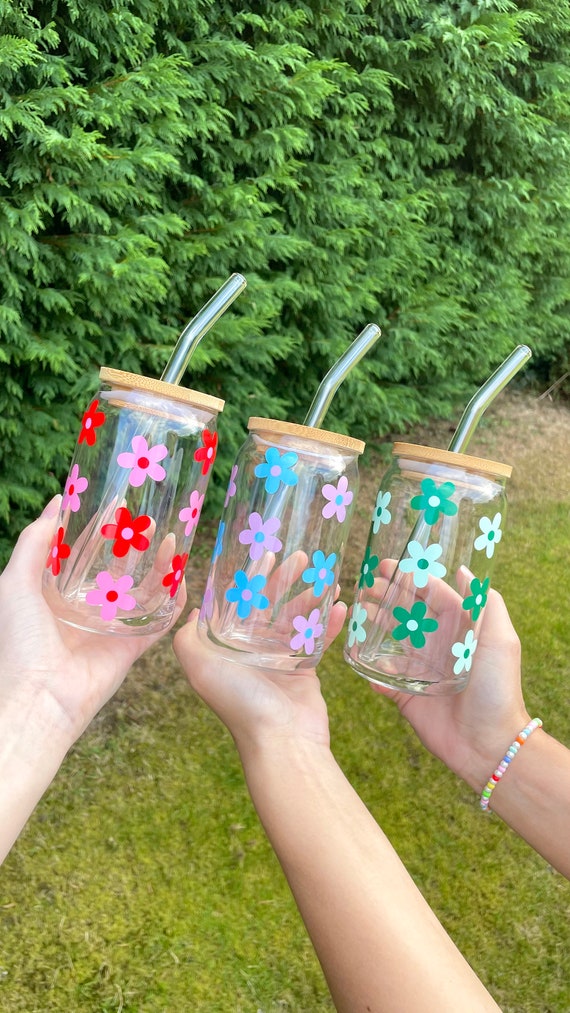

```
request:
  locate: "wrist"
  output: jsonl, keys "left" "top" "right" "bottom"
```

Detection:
{"left": 456, "top": 709, "right": 532, "bottom": 794}
{"left": 0, "top": 684, "right": 77, "bottom": 760}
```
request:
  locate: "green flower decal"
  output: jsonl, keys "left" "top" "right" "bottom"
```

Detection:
{"left": 392, "top": 601, "right": 438, "bottom": 649}
{"left": 462, "top": 576, "right": 490, "bottom": 621}
{"left": 347, "top": 603, "right": 368, "bottom": 648}
{"left": 359, "top": 546, "right": 379, "bottom": 589}
{"left": 410, "top": 478, "right": 458, "bottom": 525}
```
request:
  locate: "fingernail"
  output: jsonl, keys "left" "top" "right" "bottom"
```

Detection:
{"left": 41, "top": 494, "right": 62, "bottom": 520}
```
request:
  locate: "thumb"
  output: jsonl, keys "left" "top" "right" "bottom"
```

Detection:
{"left": 3, "top": 496, "right": 62, "bottom": 586}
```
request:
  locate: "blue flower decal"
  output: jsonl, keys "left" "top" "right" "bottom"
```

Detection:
{"left": 225, "top": 571, "right": 270, "bottom": 620}
{"left": 212, "top": 520, "right": 225, "bottom": 562}
{"left": 255, "top": 446, "right": 298, "bottom": 494}
{"left": 302, "top": 550, "right": 337, "bottom": 597}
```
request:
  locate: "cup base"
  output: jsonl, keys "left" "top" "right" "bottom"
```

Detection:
{"left": 43, "top": 581, "right": 173, "bottom": 637}
{"left": 197, "top": 620, "right": 315, "bottom": 672}
{"left": 343, "top": 650, "right": 469, "bottom": 696}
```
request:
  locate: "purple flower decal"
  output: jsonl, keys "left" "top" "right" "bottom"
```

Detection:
{"left": 179, "top": 489, "right": 204, "bottom": 536}
{"left": 117, "top": 435, "right": 168, "bottom": 488}
{"left": 302, "top": 550, "right": 337, "bottom": 597}
{"left": 290, "top": 608, "right": 323, "bottom": 656}
{"left": 238, "top": 512, "right": 282, "bottom": 561}
{"left": 62, "top": 463, "right": 89, "bottom": 512}
{"left": 200, "top": 579, "right": 214, "bottom": 622}
{"left": 224, "top": 464, "right": 238, "bottom": 507}
{"left": 85, "top": 571, "right": 137, "bottom": 621}
{"left": 321, "top": 475, "right": 353, "bottom": 522}
{"left": 225, "top": 571, "right": 270, "bottom": 619}
{"left": 255, "top": 447, "right": 298, "bottom": 494}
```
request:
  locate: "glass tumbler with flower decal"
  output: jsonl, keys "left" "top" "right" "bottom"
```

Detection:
{"left": 42, "top": 367, "right": 224, "bottom": 635}
{"left": 198, "top": 418, "right": 364, "bottom": 669}
{"left": 343, "top": 443, "right": 512, "bottom": 695}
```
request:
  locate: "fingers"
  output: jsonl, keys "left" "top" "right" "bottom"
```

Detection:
{"left": 2, "top": 496, "right": 61, "bottom": 589}
{"left": 324, "top": 600, "right": 348, "bottom": 648}
{"left": 477, "top": 587, "right": 521, "bottom": 656}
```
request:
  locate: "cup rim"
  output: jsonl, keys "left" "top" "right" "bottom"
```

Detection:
{"left": 99, "top": 367, "right": 225, "bottom": 413}
{"left": 247, "top": 417, "right": 365, "bottom": 454}
{"left": 392, "top": 442, "right": 512, "bottom": 478}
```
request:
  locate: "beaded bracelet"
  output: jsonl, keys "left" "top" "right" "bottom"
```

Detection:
{"left": 480, "top": 718, "right": 543, "bottom": 812}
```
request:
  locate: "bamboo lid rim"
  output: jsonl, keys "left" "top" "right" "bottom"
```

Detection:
{"left": 392, "top": 442, "right": 512, "bottom": 478}
{"left": 99, "top": 367, "right": 225, "bottom": 413}
{"left": 248, "top": 417, "right": 365, "bottom": 454}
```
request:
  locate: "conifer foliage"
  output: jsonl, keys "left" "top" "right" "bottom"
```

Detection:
{"left": 1, "top": 1, "right": 570, "bottom": 558}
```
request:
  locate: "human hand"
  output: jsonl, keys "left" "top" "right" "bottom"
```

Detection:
{"left": 174, "top": 598, "right": 347, "bottom": 756}
{"left": 0, "top": 496, "right": 186, "bottom": 746}
{"left": 369, "top": 561, "right": 529, "bottom": 791}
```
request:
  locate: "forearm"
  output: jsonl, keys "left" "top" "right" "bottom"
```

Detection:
{"left": 0, "top": 692, "right": 73, "bottom": 863}
{"left": 239, "top": 738, "right": 499, "bottom": 1013}
{"left": 466, "top": 729, "right": 570, "bottom": 878}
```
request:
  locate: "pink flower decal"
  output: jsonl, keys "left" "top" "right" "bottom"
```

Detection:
{"left": 321, "top": 475, "right": 353, "bottom": 522}
{"left": 194, "top": 429, "right": 218, "bottom": 476}
{"left": 179, "top": 490, "right": 204, "bottom": 536}
{"left": 117, "top": 435, "right": 168, "bottom": 488}
{"left": 46, "top": 526, "right": 71, "bottom": 576}
{"left": 101, "top": 506, "right": 152, "bottom": 557}
{"left": 78, "top": 399, "right": 106, "bottom": 446}
{"left": 224, "top": 464, "right": 238, "bottom": 507}
{"left": 86, "top": 571, "right": 137, "bottom": 620}
{"left": 162, "top": 552, "right": 188, "bottom": 598}
{"left": 290, "top": 608, "right": 323, "bottom": 656}
{"left": 238, "top": 512, "right": 282, "bottom": 561}
{"left": 62, "top": 464, "right": 89, "bottom": 513}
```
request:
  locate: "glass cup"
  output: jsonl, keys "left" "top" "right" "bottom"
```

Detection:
{"left": 42, "top": 367, "right": 224, "bottom": 635}
{"left": 198, "top": 417, "right": 364, "bottom": 669}
{"left": 343, "top": 442, "right": 512, "bottom": 695}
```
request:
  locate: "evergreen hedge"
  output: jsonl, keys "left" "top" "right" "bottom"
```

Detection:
{"left": 2, "top": 0, "right": 570, "bottom": 560}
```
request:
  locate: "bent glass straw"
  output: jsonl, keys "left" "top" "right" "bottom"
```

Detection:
{"left": 303, "top": 323, "right": 382, "bottom": 428}
{"left": 161, "top": 273, "right": 247, "bottom": 385}
{"left": 447, "top": 344, "right": 532, "bottom": 453}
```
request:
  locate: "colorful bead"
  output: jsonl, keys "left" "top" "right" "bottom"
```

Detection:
{"left": 480, "top": 719, "right": 543, "bottom": 812}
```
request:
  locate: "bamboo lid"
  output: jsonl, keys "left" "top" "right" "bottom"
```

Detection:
{"left": 99, "top": 367, "right": 224, "bottom": 413}
{"left": 248, "top": 417, "right": 365, "bottom": 454}
{"left": 392, "top": 442, "right": 512, "bottom": 479}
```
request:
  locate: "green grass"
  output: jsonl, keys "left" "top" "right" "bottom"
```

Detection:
{"left": 1, "top": 400, "right": 570, "bottom": 1011}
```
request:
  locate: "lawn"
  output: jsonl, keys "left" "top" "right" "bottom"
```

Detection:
{"left": 1, "top": 394, "right": 569, "bottom": 1012}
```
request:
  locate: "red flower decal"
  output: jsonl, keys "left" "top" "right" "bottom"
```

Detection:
{"left": 78, "top": 399, "right": 106, "bottom": 446}
{"left": 162, "top": 552, "right": 188, "bottom": 598}
{"left": 46, "top": 526, "right": 71, "bottom": 576}
{"left": 101, "top": 507, "right": 152, "bottom": 558}
{"left": 194, "top": 428, "right": 218, "bottom": 475}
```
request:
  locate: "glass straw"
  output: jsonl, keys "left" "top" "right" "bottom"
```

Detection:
{"left": 303, "top": 323, "right": 382, "bottom": 428}
{"left": 161, "top": 273, "right": 247, "bottom": 385}
{"left": 447, "top": 344, "right": 532, "bottom": 453}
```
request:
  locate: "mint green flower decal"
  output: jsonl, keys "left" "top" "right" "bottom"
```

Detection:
{"left": 359, "top": 546, "right": 379, "bottom": 589}
{"left": 410, "top": 478, "right": 458, "bottom": 525}
{"left": 372, "top": 490, "right": 391, "bottom": 534}
{"left": 451, "top": 629, "right": 478, "bottom": 675}
{"left": 474, "top": 512, "right": 502, "bottom": 559}
{"left": 392, "top": 601, "right": 438, "bottom": 649}
{"left": 462, "top": 576, "right": 490, "bottom": 621}
{"left": 347, "top": 603, "right": 368, "bottom": 648}
{"left": 398, "top": 540, "right": 446, "bottom": 588}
